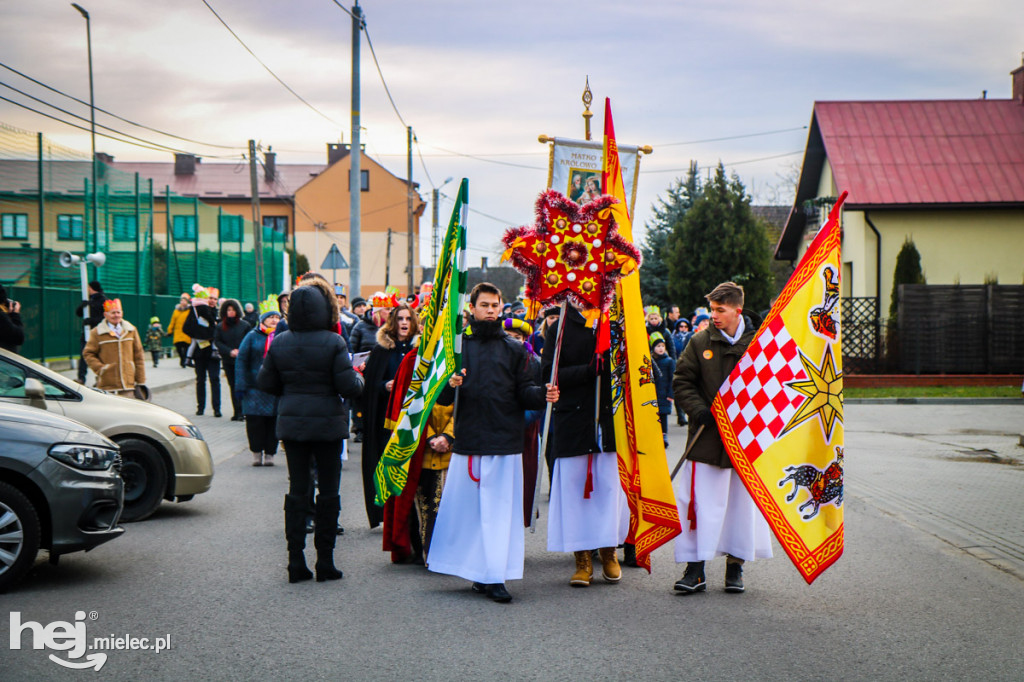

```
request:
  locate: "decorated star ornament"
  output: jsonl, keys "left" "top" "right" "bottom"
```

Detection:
{"left": 502, "top": 190, "right": 640, "bottom": 312}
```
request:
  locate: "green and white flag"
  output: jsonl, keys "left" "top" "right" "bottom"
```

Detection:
{"left": 373, "top": 179, "right": 468, "bottom": 506}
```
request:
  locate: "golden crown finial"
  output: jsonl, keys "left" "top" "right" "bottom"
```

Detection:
{"left": 582, "top": 76, "right": 593, "bottom": 141}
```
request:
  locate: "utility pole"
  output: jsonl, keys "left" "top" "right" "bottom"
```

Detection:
{"left": 248, "top": 139, "right": 265, "bottom": 302}
{"left": 406, "top": 125, "right": 414, "bottom": 296}
{"left": 349, "top": 2, "right": 363, "bottom": 301}
{"left": 385, "top": 228, "right": 392, "bottom": 289}
{"left": 431, "top": 187, "right": 439, "bottom": 268}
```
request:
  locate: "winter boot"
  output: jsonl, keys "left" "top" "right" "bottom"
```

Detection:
{"left": 599, "top": 547, "right": 622, "bottom": 583}
{"left": 725, "top": 557, "right": 745, "bottom": 593}
{"left": 673, "top": 561, "right": 706, "bottom": 593}
{"left": 251, "top": 451, "right": 263, "bottom": 467}
{"left": 284, "top": 494, "right": 312, "bottom": 583}
{"left": 314, "top": 494, "right": 343, "bottom": 581}
{"left": 570, "top": 550, "right": 593, "bottom": 587}
{"left": 262, "top": 452, "right": 275, "bottom": 467}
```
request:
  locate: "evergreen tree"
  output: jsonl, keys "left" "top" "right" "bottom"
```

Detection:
{"left": 665, "top": 164, "right": 773, "bottom": 314}
{"left": 639, "top": 161, "right": 701, "bottom": 308}
{"left": 888, "top": 237, "right": 925, "bottom": 318}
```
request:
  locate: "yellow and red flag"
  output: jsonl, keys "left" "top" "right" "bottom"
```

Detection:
{"left": 602, "top": 98, "right": 681, "bottom": 571}
{"left": 712, "top": 192, "right": 848, "bottom": 584}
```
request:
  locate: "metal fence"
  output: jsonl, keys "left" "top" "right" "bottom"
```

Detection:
{"left": 0, "top": 123, "right": 286, "bottom": 363}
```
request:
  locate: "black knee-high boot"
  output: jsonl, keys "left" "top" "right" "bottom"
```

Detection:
{"left": 284, "top": 494, "right": 312, "bottom": 583}
{"left": 314, "top": 494, "right": 343, "bottom": 581}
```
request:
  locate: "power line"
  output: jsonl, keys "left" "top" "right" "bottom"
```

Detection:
{"left": 200, "top": 0, "right": 343, "bottom": 128}
{"left": 0, "top": 80, "right": 237, "bottom": 157}
{"left": 327, "top": 0, "right": 355, "bottom": 20}
{"left": 426, "top": 144, "right": 545, "bottom": 170}
{"left": 362, "top": 25, "right": 407, "bottom": 129}
{"left": 655, "top": 126, "right": 809, "bottom": 147}
{"left": 0, "top": 61, "right": 244, "bottom": 151}
{"left": 641, "top": 150, "right": 803, "bottom": 174}
{"left": 0, "top": 93, "right": 193, "bottom": 154}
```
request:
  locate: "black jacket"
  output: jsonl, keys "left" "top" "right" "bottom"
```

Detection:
{"left": 347, "top": 314, "right": 379, "bottom": 354}
{"left": 183, "top": 303, "right": 217, "bottom": 341}
{"left": 542, "top": 306, "right": 615, "bottom": 458}
{"left": 0, "top": 310, "right": 24, "bottom": 353}
{"left": 257, "top": 285, "right": 363, "bottom": 442}
{"left": 75, "top": 292, "right": 106, "bottom": 339}
{"left": 214, "top": 299, "right": 252, "bottom": 359}
{"left": 438, "top": 319, "right": 546, "bottom": 456}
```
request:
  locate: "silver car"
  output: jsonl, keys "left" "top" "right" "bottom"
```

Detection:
{"left": 0, "top": 349, "right": 213, "bottom": 521}
{"left": 0, "top": 402, "right": 124, "bottom": 592}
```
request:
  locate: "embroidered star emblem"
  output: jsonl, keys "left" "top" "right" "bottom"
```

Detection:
{"left": 501, "top": 189, "right": 640, "bottom": 311}
{"left": 783, "top": 344, "right": 843, "bottom": 442}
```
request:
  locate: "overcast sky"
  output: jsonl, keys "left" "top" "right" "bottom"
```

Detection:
{"left": 2, "top": 0, "right": 1022, "bottom": 264}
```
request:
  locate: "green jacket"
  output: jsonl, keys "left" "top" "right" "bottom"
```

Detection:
{"left": 672, "top": 317, "right": 756, "bottom": 469}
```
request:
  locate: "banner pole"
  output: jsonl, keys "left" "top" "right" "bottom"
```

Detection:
{"left": 531, "top": 300, "right": 567, "bottom": 532}
{"left": 670, "top": 424, "right": 705, "bottom": 481}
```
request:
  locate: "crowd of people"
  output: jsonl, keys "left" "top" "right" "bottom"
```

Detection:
{"left": 3, "top": 273, "right": 770, "bottom": 603}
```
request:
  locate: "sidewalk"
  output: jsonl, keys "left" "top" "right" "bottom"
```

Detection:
{"left": 60, "top": 358, "right": 197, "bottom": 395}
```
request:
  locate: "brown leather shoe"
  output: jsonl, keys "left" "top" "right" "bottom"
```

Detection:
{"left": 599, "top": 547, "right": 621, "bottom": 583}
{"left": 570, "top": 550, "right": 593, "bottom": 587}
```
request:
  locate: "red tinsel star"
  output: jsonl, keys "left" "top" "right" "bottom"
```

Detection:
{"left": 502, "top": 190, "right": 640, "bottom": 311}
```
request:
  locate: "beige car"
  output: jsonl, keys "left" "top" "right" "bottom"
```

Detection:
{"left": 0, "top": 348, "right": 213, "bottom": 521}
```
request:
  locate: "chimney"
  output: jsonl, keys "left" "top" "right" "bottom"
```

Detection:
{"left": 174, "top": 153, "right": 199, "bottom": 175}
{"left": 326, "top": 143, "right": 347, "bottom": 166}
{"left": 1013, "top": 57, "right": 1024, "bottom": 105}
{"left": 264, "top": 149, "right": 276, "bottom": 182}
{"left": 95, "top": 152, "right": 113, "bottom": 179}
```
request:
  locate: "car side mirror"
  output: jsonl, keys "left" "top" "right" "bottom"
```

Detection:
{"left": 24, "top": 377, "right": 46, "bottom": 402}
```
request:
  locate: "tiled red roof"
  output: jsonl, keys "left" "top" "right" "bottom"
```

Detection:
{"left": 109, "top": 160, "right": 326, "bottom": 200}
{"left": 815, "top": 100, "right": 1024, "bottom": 207}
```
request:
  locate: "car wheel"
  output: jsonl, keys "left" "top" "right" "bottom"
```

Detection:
{"left": 0, "top": 481, "right": 41, "bottom": 593}
{"left": 117, "top": 438, "right": 168, "bottom": 522}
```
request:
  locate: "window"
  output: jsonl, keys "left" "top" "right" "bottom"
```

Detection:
{"left": 172, "top": 215, "right": 197, "bottom": 241}
{"left": 219, "top": 214, "right": 243, "bottom": 242}
{"left": 57, "top": 214, "right": 84, "bottom": 240}
{"left": 0, "top": 358, "right": 69, "bottom": 399}
{"left": 347, "top": 169, "right": 370, "bottom": 192}
{"left": 112, "top": 215, "right": 138, "bottom": 241}
{"left": 1, "top": 213, "right": 28, "bottom": 240}
{"left": 262, "top": 216, "right": 288, "bottom": 235}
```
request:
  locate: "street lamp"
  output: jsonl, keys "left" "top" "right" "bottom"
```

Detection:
{"left": 431, "top": 176, "right": 454, "bottom": 269}
{"left": 71, "top": 3, "right": 98, "bottom": 274}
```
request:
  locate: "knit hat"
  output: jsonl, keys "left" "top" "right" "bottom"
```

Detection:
{"left": 260, "top": 310, "right": 282, "bottom": 324}
{"left": 693, "top": 313, "right": 710, "bottom": 328}
{"left": 351, "top": 297, "right": 367, "bottom": 308}
{"left": 542, "top": 306, "right": 560, "bottom": 319}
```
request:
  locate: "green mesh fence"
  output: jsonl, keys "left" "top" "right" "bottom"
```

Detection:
{"left": 0, "top": 122, "right": 284, "bottom": 363}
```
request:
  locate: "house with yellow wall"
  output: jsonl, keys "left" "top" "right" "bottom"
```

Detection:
{"left": 776, "top": 62, "right": 1024, "bottom": 320}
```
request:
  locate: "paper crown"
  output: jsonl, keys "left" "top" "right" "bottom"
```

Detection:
{"left": 102, "top": 298, "right": 122, "bottom": 312}
{"left": 191, "top": 283, "right": 219, "bottom": 299}
{"left": 258, "top": 298, "right": 280, "bottom": 316}
{"left": 649, "top": 331, "right": 666, "bottom": 346}
{"left": 371, "top": 292, "right": 400, "bottom": 308}
{"left": 644, "top": 305, "right": 660, "bottom": 316}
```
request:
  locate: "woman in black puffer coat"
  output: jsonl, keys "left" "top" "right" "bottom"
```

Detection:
{"left": 258, "top": 284, "right": 364, "bottom": 583}
{"left": 214, "top": 298, "right": 251, "bottom": 421}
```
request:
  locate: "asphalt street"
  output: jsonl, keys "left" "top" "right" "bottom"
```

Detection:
{"left": 4, "top": 373, "right": 1024, "bottom": 680}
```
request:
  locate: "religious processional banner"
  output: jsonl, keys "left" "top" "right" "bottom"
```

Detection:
{"left": 712, "top": 192, "right": 848, "bottom": 584}
{"left": 373, "top": 179, "right": 469, "bottom": 506}
{"left": 601, "top": 99, "right": 681, "bottom": 572}
{"left": 550, "top": 137, "right": 641, "bottom": 218}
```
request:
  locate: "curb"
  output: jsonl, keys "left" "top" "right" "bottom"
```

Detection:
{"left": 150, "top": 378, "right": 197, "bottom": 395}
{"left": 846, "top": 398, "right": 1024, "bottom": 405}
